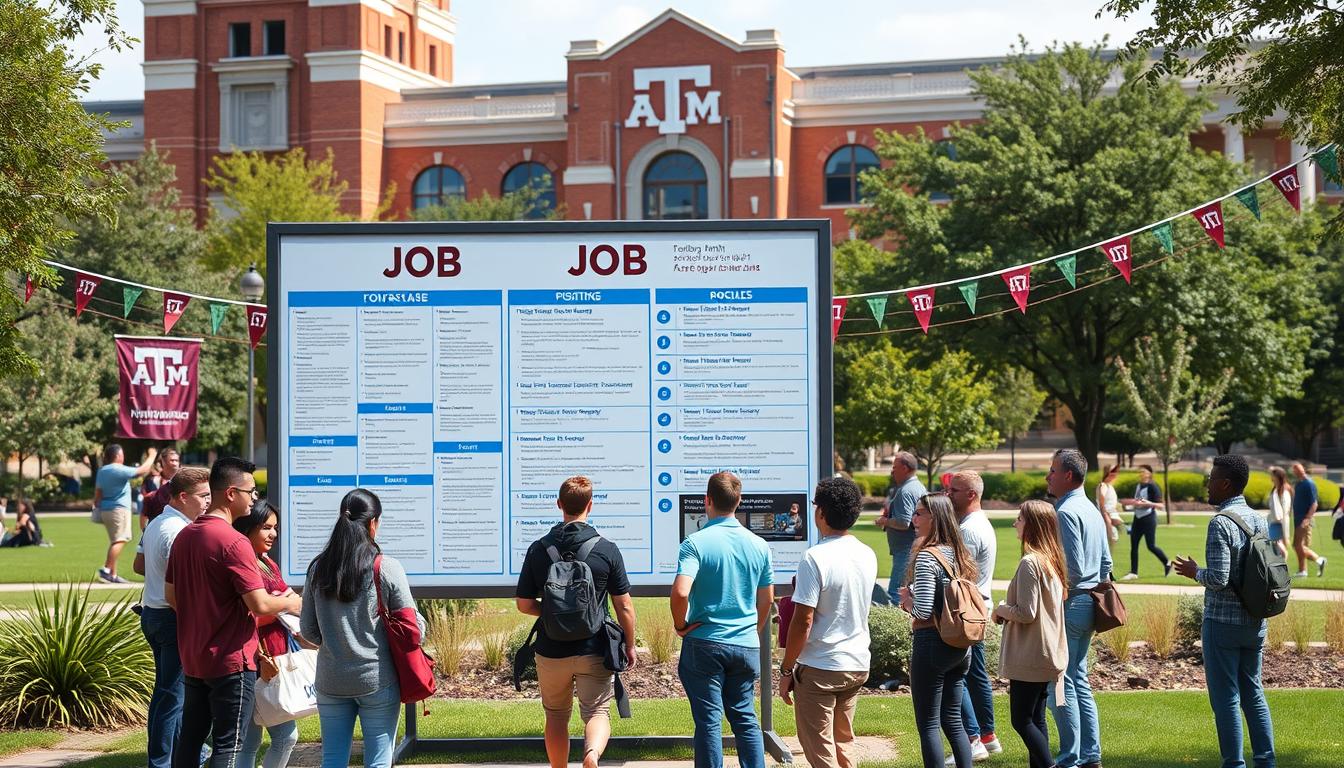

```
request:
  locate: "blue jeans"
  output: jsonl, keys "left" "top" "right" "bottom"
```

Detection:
{"left": 141, "top": 607, "right": 183, "bottom": 768}
{"left": 239, "top": 715, "right": 298, "bottom": 768}
{"left": 910, "top": 628, "right": 972, "bottom": 768}
{"left": 316, "top": 683, "right": 401, "bottom": 768}
{"left": 1049, "top": 594, "right": 1101, "bottom": 767}
{"left": 677, "top": 637, "right": 765, "bottom": 768}
{"left": 888, "top": 545, "right": 913, "bottom": 597}
{"left": 959, "top": 641, "right": 995, "bottom": 739}
{"left": 1202, "top": 619, "right": 1275, "bottom": 768}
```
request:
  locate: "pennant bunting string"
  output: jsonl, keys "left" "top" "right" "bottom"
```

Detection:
{"left": 865, "top": 296, "right": 887, "bottom": 329}
{"left": 831, "top": 299, "right": 848, "bottom": 341}
{"left": 210, "top": 303, "right": 231, "bottom": 334}
{"left": 122, "top": 287, "right": 143, "bottom": 318}
{"left": 1098, "top": 235, "right": 1133, "bottom": 284}
{"left": 906, "top": 287, "right": 936, "bottom": 334}
{"left": 1234, "top": 187, "right": 1260, "bottom": 220}
{"left": 1270, "top": 167, "right": 1302, "bottom": 212}
{"left": 958, "top": 281, "right": 979, "bottom": 314}
{"left": 1055, "top": 254, "right": 1077, "bottom": 288}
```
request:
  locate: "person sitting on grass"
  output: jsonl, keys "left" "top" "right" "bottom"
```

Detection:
{"left": 1, "top": 500, "right": 42, "bottom": 548}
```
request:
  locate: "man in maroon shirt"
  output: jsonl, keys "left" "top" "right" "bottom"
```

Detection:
{"left": 140, "top": 448, "right": 181, "bottom": 531}
{"left": 165, "top": 457, "right": 300, "bottom": 768}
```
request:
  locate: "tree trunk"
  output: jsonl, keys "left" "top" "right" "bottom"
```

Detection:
{"left": 1162, "top": 459, "right": 1172, "bottom": 525}
{"left": 1068, "top": 402, "right": 1104, "bottom": 473}
{"left": 1010, "top": 434, "right": 1017, "bottom": 474}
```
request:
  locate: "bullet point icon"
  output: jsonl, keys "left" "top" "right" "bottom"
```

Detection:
{"left": 658, "top": 499, "right": 673, "bottom": 512}
{"left": 658, "top": 473, "right": 672, "bottom": 486}
{"left": 657, "top": 361, "right": 671, "bottom": 375}
{"left": 657, "top": 310, "right": 671, "bottom": 324}
{"left": 657, "top": 412, "right": 672, "bottom": 426}
{"left": 657, "top": 387, "right": 672, "bottom": 401}
{"left": 657, "top": 336, "right": 671, "bottom": 349}
{"left": 657, "top": 439, "right": 671, "bottom": 453}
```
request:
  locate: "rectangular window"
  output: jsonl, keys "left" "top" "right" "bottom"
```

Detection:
{"left": 228, "top": 22, "right": 251, "bottom": 58}
{"left": 398, "top": 31, "right": 406, "bottom": 63}
{"left": 428, "top": 45, "right": 437, "bottom": 77}
{"left": 262, "top": 20, "right": 285, "bottom": 56}
{"left": 383, "top": 25, "right": 392, "bottom": 58}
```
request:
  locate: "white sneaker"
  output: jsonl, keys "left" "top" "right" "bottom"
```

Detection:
{"left": 971, "top": 738, "right": 990, "bottom": 762}
{"left": 1121, "top": 572, "right": 1140, "bottom": 581}
{"left": 1294, "top": 570, "right": 1309, "bottom": 578}
{"left": 1318, "top": 557, "right": 1327, "bottom": 577}
{"left": 981, "top": 735, "right": 1003, "bottom": 754}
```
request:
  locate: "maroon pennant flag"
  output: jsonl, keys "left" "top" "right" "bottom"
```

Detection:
{"left": 24, "top": 276, "right": 34, "bottom": 304}
{"left": 163, "top": 292, "right": 190, "bottom": 333}
{"left": 1270, "top": 167, "right": 1302, "bottom": 212}
{"left": 906, "top": 287, "right": 936, "bottom": 334}
{"left": 115, "top": 336, "right": 200, "bottom": 440}
{"left": 246, "top": 305, "right": 268, "bottom": 349}
{"left": 831, "top": 298, "right": 848, "bottom": 340}
{"left": 1001, "top": 266, "right": 1032, "bottom": 314}
{"left": 1192, "top": 201, "right": 1226, "bottom": 249}
{"left": 1099, "top": 234, "right": 1133, "bottom": 283}
{"left": 73, "top": 272, "right": 100, "bottom": 317}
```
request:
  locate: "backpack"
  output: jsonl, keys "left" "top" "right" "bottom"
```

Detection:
{"left": 540, "top": 535, "right": 605, "bottom": 641}
{"left": 925, "top": 548, "right": 989, "bottom": 648}
{"left": 1216, "top": 511, "right": 1291, "bottom": 619}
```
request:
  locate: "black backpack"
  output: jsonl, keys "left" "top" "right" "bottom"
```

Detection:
{"left": 540, "top": 535, "right": 605, "bottom": 641}
{"left": 1216, "top": 511, "right": 1291, "bottom": 619}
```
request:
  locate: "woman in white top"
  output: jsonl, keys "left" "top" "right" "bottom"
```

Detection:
{"left": 1094, "top": 464, "right": 1123, "bottom": 547}
{"left": 1267, "top": 466, "right": 1293, "bottom": 557}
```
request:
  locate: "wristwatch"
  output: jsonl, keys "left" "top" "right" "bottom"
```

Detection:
{"left": 779, "top": 665, "right": 795, "bottom": 678}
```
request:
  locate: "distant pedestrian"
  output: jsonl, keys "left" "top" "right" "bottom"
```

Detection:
{"left": 1, "top": 500, "right": 43, "bottom": 548}
{"left": 515, "top": 477, "right": 638, "bottom": 768}
{"left": 1289, "top": 463, "right": 1327, "bottom": 577}
{"left": 300, "top": 489, "right": 424, "bottom": 768}
{"left": 898, "top": 493, "right": 977, "bottom": 768}
{"left": 1266, "top": 467, "right": 1292, "bottom": 558}
{"left": 1046, "top": 448, "right": 1111, "bottom": 768}
{"left": 994, "top": 500, "right": 1069, "bottom": 768}
{"left": 1120, "top": 464, "right": 1172, "bottom": 580}
{"left": 141, "top": 447, "right": 182, "bottom": 530}
{"left": 1173, "top": 454, "right": 1276, "bottom": 768}
{"left": 672, "top": 471, "right": 773, "bottom": 768}
{"left": 93, "top": 443, "right": 156, "bottom": 583}
{"left": 875, "top": 452, "right": 927, "bottom": 597}
{"left": 1094, "top": 465, "right": 1123, "bottom": 547}
{"left": 166, "top": 458, "right": 301, "bottom": 768}
{"left": 777, "top": 477, "right": 876, "bottom": 768}
{"left": 947, "top": 470, "right": 999, "bottom": 761}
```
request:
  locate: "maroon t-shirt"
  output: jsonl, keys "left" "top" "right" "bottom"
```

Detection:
{"left": 166, "top": 514, "right": 265, "bottom": 679}
{"left": 256, "top": 555, "right": 290, "bottom": 660}
{"left": 142, "top": 483, "right": 172, "bottom": 523}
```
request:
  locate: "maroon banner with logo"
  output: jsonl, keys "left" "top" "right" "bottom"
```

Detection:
{"left": 1099, "top": 234, "right": 1133, "bottom": 284}
{"left": 115, "top": 336, "right": 201, "bottom": 440}
{"left": 906, "top": 287, "right": 936, "bottom": 334}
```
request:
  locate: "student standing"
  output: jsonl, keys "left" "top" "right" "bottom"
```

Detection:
{"left": 1266, "top": 467, "right": 1293, "bottom": 558}
{"left": 898, "top": 493, "right": 977, "bottom": 768}
{"left": 1094, "top": 465, "right": 1123, "bottom": 547}
{"left": 1120, "top": 465, "right": 1171, "bottom": 580}
{"left": 672, "top": 472, "right": 773, "bottom": 768}
{"left": 1289, "top": 463, "right": 1327, "bottom": 577}
{"left": 875, "top": 452, "right": 927, "bottom": 596}
{"left": 994, "top": 500, "right": 1069, "bottom": 768}
{"left": 777, "top": 477, "right": 876, "bottom": 768}
{"left": 93, "top": 443, "right": 157, "bottom": 583}
{"left": 947, "top": 470, "right": 999, "bottom": 760}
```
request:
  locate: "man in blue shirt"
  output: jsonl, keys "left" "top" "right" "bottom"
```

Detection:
{"left": 874, "top": 451, "right": 926, "bottom": 597}
{"left": 672, "top": 471, "right": 774, "bottom": 768}
{"left": 1289, "top": 463, "right": 1326, "bottom": 577}
{"left": 1046, "top": 449, "right": 1111, "bottom": 768}
{"left": 93, "top": 443, "right": 157, "bottom": 583}
{"left": 1174, "top": 454, "right": 1276, "bottom": 768}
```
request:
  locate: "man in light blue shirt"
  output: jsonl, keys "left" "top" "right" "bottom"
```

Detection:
{"left": 93, "top": 443, "right": 156, "bottom": 583}
{"left": 672, "top": 471, "right": 773, "bottom": 768}
{"left": 874, "top": 451, "right": 926, "bottom": 596}
{"left": 1047, "top": 449, "right": 1111, "bottom": 768}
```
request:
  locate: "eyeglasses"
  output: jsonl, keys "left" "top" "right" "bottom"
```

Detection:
{"left": 230, "top": 486, "right": 260, "bottom": 500}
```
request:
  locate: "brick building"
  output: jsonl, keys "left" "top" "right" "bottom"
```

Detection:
{"left": 92, "top": 5, "right": 1339, "bottom": 229}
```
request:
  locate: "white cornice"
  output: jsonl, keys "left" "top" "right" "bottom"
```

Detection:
{"left": 383, "top": 120, "right": 567, "bottom": 147}
{"left": 143, "top": 0, "right": 196, "bottom": 17}
{"left": 143, "top": 59, "right": 198, "bottom": 91}
{"left": 729, "top": 158, "right": 784, "bottom": 179}
{"left": 567, "top": 8, "right": 777, "bottom": 61}
{"left": 211, "top": 55, "right": 295, "bottom": 75}
{"left": 308, "top": 0, "right": 395, "bottom": 18}
{"left": 790, "top": 97, "right": 984, "bottom": 127}
{"left": 416, "top": 1, "right": 457, "bottom": 44}
{"left": 306, "top": 50, "right": 448, "bottom": 92}
{"left": 563, "top": 165, "right": 615, "bottom": 186}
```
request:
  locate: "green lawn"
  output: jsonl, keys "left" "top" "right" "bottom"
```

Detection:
{"left": 0, "top": 730, "right": 63, "bottom": 759}
{"left": 854, "top": 512, "right": 1344, "bottom": 590}
{"left": 57, "top": 690, "right": 1344, "bottom": 767}
{"left": 0, "top": 516, "right": 143, "bottom": 584}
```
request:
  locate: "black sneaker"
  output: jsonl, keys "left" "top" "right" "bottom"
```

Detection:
{"left": 1164, "top": 561, "right": 1174, "bottom": 577}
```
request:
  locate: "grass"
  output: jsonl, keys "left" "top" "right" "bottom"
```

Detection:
{"left": 53, "top": 690, "right": 1344, "bottom": 768}
{"left": 0, "top": 730, "right": 63, "bottom": 758}
{"left": 0, "top": 517, "right": 142, "bottom": 584}
{"left": 853, "top": 511, "right": 1344, "bottom": 590}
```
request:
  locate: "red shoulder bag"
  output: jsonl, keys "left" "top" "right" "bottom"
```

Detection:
{"left": 373, "top": 555, "right": 437, "bottom": 704}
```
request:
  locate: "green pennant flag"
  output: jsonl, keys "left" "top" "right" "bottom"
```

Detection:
{"left": 121, "top": 287, "right": 143, "bottom": 318}
{"left": 1234, "top": 187, "right": 1261, "bottom": 220}
{"left": 1150, "top": 221, "right": 1174, "bottom": 254}
{"left": 865, "top": 296, "right": 888, "bottom": 329}
{"left": 958, "top": 281, "right": 979, "bottom": 314}
{"left": 1056, "top": 254, "right": 1077, "bottom": 288}
{"left": 1317, "top": 145, "right": 1341, "bottom": 182}
{"left": 210, "top": 303, "right": 230, "bottom": 334}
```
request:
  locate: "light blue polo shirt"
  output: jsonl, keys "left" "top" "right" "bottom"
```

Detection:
{"left": 95, "top": 463, "right": 139, "bottom": 511}
{"left": 677, "top": 515, "right": 774, "bottom": 648}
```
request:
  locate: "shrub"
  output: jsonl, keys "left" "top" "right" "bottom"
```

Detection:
{"left": 424, "top": 608, "right": 466, "bottom": 679}
{"left": 1325, "top": 598, "right": 1344, "bottom": 654}
{"left": 481, "top": 625, "right": 511, "bottom": 670}
{"left": 982, "top": 472, "right": 1048, "bottom": 504}
{"left": 641, "top": 612, "right": 679, "bottom": 665}
{"left": 1144, "top": 599, "right": 1177, "bottom": 659}
{"left": 1286, "top": 606, "right": 1315, "bottom": 655}
{"left": 1266, "top": 612, "right": 1290, "bottom": 653}
{"left": 1095, "top": 621, "right": 1138, "bottom": 664}
{"left": 507, "top": 623, "right": 537, "bottom": 682}
{"left": 0, "top": 588, "right": 153, "bottom": 729}
{"left": 1164, "top": 473, "right": 1206, "bottom": 504}
{"left": 867, "top": 605, "right": 913, "bottom": 681}
{"left": 851, "top": 472, "right": 890, "bottom": 497}
{"left": 1175, "top": 595, "right": 1203, "bottom": 647}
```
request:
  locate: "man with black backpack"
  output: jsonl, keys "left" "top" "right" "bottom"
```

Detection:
{"left": 1173, "top": 454, "right": 1282, "bottom": 768}
{"left": 516, "top": 476, "right": 638, "bottom": 768}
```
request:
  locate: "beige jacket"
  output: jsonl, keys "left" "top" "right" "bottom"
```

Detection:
{"left": 994, "top": 553, "right": 1068, "bottom": 683}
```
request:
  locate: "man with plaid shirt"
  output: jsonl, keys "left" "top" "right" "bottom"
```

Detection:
{"left": 1174, "top": 454, "right": 1276, "bottom": 768}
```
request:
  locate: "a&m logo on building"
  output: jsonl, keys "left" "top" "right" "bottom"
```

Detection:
{"left": 625, "top": 65, "right": 722, "bottom": 135}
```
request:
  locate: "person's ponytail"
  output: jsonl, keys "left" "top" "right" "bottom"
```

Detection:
{"left": 309, "top": 488, "right": 382, "bottom": 602}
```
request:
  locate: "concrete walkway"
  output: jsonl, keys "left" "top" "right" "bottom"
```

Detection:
{"left": 0, "top": 750, "right": 101, "bottom": 768}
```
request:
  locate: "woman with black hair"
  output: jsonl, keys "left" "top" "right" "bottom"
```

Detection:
{"left": 234, "top": 499, "right": 300, "bottom": 768}
{"left": 299, "top": 489, "right": 423, "bottom": 768}
{"left": 2, "top": 500, "right": 42, "bottom": 548}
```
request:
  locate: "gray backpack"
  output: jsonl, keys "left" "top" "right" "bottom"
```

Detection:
{"left": 541, "top": 536, "right": 605, "bottom": 641}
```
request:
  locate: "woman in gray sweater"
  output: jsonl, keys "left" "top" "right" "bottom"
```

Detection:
{"left": 300, "top": 489, "right": 424, "bottom": 768}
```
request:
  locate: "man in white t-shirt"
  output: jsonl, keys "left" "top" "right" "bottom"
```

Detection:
{"left": 778, "top": 477, "right": 877, "bottom": 768}
{"left": 132, "top": 467, "right": 211, "bottom": 768}
{"left": 948, "top": 469, "right": 1001, "bottom": 760}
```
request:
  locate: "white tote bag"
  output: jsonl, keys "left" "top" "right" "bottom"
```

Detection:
{"left": 253, "top": 633, "right": 319, "bottom": 727}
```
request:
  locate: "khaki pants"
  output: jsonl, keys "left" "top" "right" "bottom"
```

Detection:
{"left": 794, "top": 667, "right": 868, "bottom": 768}
{"left": 535, "top": 653, "right": 614, "bottom": 722}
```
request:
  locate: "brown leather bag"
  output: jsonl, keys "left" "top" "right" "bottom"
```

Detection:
{"left": 1089, "top": 578, "right": 1128, "bottom": 633}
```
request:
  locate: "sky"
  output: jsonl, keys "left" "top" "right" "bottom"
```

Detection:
{"left": 76, "top": 0, "right": 1155, "bottom": 102}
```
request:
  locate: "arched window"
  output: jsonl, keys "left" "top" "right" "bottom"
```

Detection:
{"left": 823, "top": 145, "right": 879, "bottom": 205}
{"left": 501, "top": 162, "right": 555, "bottom": 219}
{"left": 642, "top": 151, "right": 708, "bottom": 220}
{"left": 411, "top": 165, "right": 465, "bottom": 210}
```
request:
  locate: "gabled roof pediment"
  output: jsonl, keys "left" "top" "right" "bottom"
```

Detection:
{"left": 566, "top": 8, "right": 780, "bottom": 61}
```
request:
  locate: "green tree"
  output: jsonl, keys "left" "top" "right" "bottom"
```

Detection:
{"left": 410, "top": 177, "right": 560, "bottom": 221}
{"left": 0, "top": 0, "right": 131, "bottom": 375}
{"left": 990, "top": 367, "right": 1047, "bottom": 472}
{"left": 1277, "top": 237, "right": 1344, "bottom": 457}
{"left": 846, "top": 42, "right": 1325, "bottom": 468}
{"left": 836, "top": 340, "right": 999, "bottom": 486}
{"left": 1114, "top": 328, "right": 1232, "bottom": 521}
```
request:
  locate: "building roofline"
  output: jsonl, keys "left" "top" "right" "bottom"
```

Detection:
{"left": 82, "top": 99, "right": 146, "bottom": 114}
{"left": 566, "top": 8, "right": 780, "bottom": 61}
{"left": 401, "top": 80, "right": 566, "bottom": 100}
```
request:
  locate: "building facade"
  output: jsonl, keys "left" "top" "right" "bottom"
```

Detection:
{"left": 93, "top": 5, "right": 1339, "bottom": 231}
